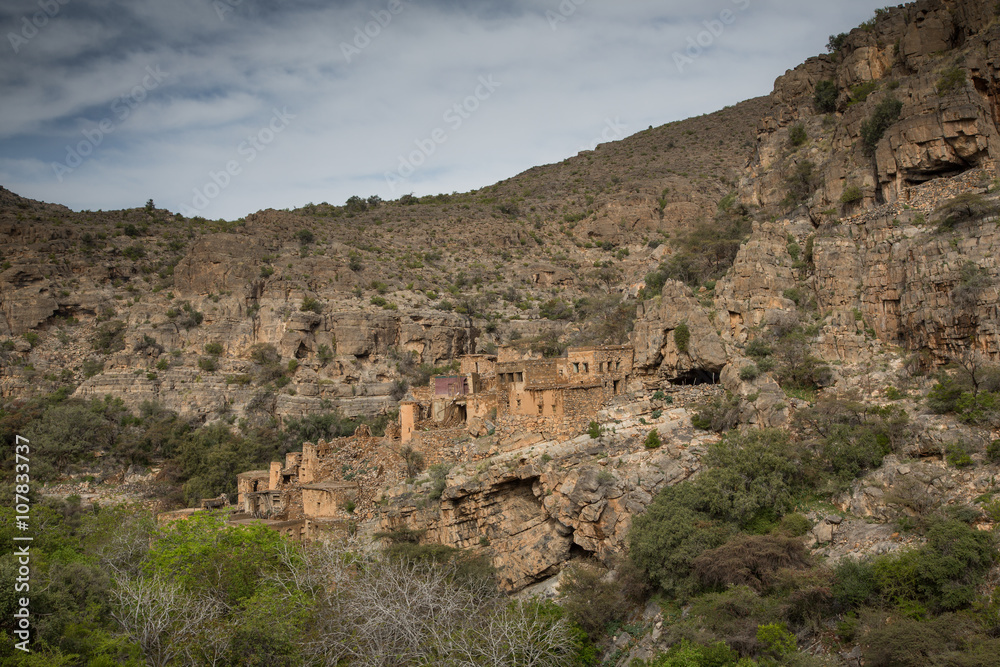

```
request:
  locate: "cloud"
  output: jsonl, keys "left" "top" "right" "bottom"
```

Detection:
{"left": 0, "top": 0, "right": 891, "bottom": 218}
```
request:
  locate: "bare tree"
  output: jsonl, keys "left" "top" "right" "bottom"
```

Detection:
{"left": 111, "top": 574, "right": 225, "bottom": 667}
{"left": 952, "top": 350, "right": 1000, "bottom": 396}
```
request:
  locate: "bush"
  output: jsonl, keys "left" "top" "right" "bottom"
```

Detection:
{"left": 988, "top": 439, "right": 1000, "bottom": 463}
{"left": 92, "top": 321, "right": 126, "bottom": 354}
{"left": 558, "top": 560, "right": 627, "bottom": 637}
{"left": 933, "top": 193, "right": 1000, "bottom": 231}
{"left": 783, "top": 160, "right": 819, "bottom": 206}
{"left": 673, "top": 323, "right": 690, "bottom": 354}
{"left": 841, "top": 185, "right": 863, "bottom": 204}
{"left": 936, "top": 66, "right": 967, "bottom": 96}
{"left": 197, "top": 357, "right": 218, "bottom": 373}
{"left": 739, "top": 364, "right": 760, "bottom": 381}
{"left": 788, "top": 124, "right": 808, "bottom": 147}
{"left": 301, "top": 296, "right": 323, "bottom": 314}
{"left": 693, "top": 534, "right": 811, "bottom": 593}
{"left": 588, "top": 421, "right": 603, "bottom": 439}
{"left": 827, "top": 33, "right": 848, "bottom": 53}
{"left": 295, "top": 229, "right": 315, "bottom": 245}
{"left": 204, "top": 342, "right": 223, "bottom": 356}
{"left": 644, "top": 429, "right": 662, "bottom": 449}
{"left": 946, "top": 440, "right": 974, "bottom": 468}
{"left": 861, "top": 96, "right": 904, "bottom": 155}
{"left": 691, "top": 393, "right": 741, "bottom": 433}
{"left": 814, "top": 79, "right": 839, "bottom": 113}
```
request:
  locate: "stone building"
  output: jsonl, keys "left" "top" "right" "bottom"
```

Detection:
{"left": 400, "top": 345, "right": 635, "bottom": 443}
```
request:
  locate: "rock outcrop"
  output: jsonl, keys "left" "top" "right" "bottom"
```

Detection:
{"left": 632, "top": 281, "right": 727, "bottom": 382}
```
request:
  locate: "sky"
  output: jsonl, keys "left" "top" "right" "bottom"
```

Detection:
{"left": 0, "top": 0, "right": 889, "bottom": 220}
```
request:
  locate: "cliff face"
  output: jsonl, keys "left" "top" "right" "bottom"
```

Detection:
{"left": 743, "top": 0, "right": 1000, "bottom": 214}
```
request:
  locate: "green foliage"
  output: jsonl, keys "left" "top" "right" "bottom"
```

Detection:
{"left": 645, "top": 429, "right": 662, "bottom": 449}
{"left": 92, "top": 320, "right": 126, "bottom": 354}
{"left": 814, "top": 79, "right": 839, "bottom": 113}
{"left": 841, "top": 185, "right": 863, "bottom": 204}
{"left": 82, "top": 358, "right": 105, "bottom": 377}
{"left": 936, "top": 66, "right": 967, "bottom": 96}
{"left": 317, "top": 343, "right": 334, "bottom": 365}
{"left": 427, "top": 462, "right": 451, "bottom": 500}
{"left": 630, "top": 430, "right": 804, "bottom": 596}
{"left": 827, "top": 33, "right": 848, "bottom": 53}
{"left": 145, "top": 512, "right": 288, "bottom": 604}
{"left": 782, "top": 160, "right": 819, "bottom": 207}
{"left": 756, "top": 622, "right": 796, "bottom": 659}
{"left": 674, "top": 323, "right": 691, "bottom": 354}
{"left": 197, "top": 356, "right": 218, "bottom": 372}
{"left": 22, "top": 331, "right": 39, "bottom": 348}
{"left": 788, "top": 124, "right": 808, "bottom": 147}
{"left": 739, "top": 364, "right": 760, "bottom": 381}
{"left": 691, "top": 392, "right": 741, "bottom": 433}
{"left": 849, "top": 81, "right": 879, "bottom": 105}
{"left": 300, "top": 296, "right": 323, "bottom": 313}
{"left": 987, "top": 439, "right": 1000, "bottom": 463}
{"left": 295, "top": 228, "right": 314, "bottom": 245}
{"left": 861, "top": 96, "right": 904, "bottom": 155}
{"left": 833, "top": 520, "right": 997, "bottom": 613}
{"left": 641, "top": 212, "right": 752, "bottom": 292}
{"left": 945, "top": 440, "right": 974, "bottom": 468}
{"left": 588, "top": 421, "right": 603, "bottom": 439}
{"left": 933, "top": 193, "right": 1000, "bottom": 231}
{"left": 204, "top": 342, "right": 223, "bottom": 356}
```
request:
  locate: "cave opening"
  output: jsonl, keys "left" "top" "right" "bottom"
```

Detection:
{"left": 668, "top": 369, "right": 721, "bottom": 386}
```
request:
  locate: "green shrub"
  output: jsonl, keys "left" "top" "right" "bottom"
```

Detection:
{"left": 588, "top": 421, "right": 603, "bottom": 439}
{"left": 776, "top": 513, "right": 812, "bottom": 537}
{"left": 91, "top": 321, "right": 126, "bottom": 354}
{"left": 757, "top": 622, "right": 796, "bottom": 659}
{"left": 933, "top": 193, "right": 1000, "bottom": 231}
{"left": 652, "top": 390, "right": 666, "bottom": 401}
{"left": 841, "top": 185, "right": 863, "bottom": 204}
{"left": 301, "top": 296, "right": 323, "bottom": 314}
{"left": 827, "top": 33, "right": 848, "bottom": 53}
{"left": 946, "top": 441, "right": 974, "bottom": 468}
{"left": 849, "top": 81, "right": 879, "bottom": 105}
{"left": 204, "top": 342, "right": 224, "bottom": 356}
{"left": 691, "top": 393, "right": 741, "bottom": 432}
{"left": 673, "top": 323, "right": 690, "bottom": 353}
{"left": 788, "top": 123, "right": 808, "bottom": 147}
{"left": 745, "top": 339, "right": 772, "bottom": 360}
{"left": 558, "top": 560, "right": 628, "bottom": 637}
{"left": 739, "top": 364, "right": 760, "bottom": 381}
{"left": 644, "top": 429, "right": 662, "bottom": 449}
{"left": 81, "top": 358, "right": 104, "bottom": 378}
{"left": 936, "top": 66, "right": 967, "bottom": 96}
{"left": 22, "top": 331, "right": 40, "bottom": 348}
{"left": 317, "top": 344, "right": 334, "bottom": 365}
{"left": 783, "top": 160, "right": 819, "bottom": 206}
{"left": 295, "top": 229, "right": 314, "bottom": 245}
{"left": 197, "top": 357, "right": 218, "bottom": 373}
{"left": 861, "top": 96, "right": 904, "bottom": 155}
{"left": 988, "top": 439, "right": 1000, "bottom": 463}
{"left": 814, "top": 79, "right": 839, "bottom": 112}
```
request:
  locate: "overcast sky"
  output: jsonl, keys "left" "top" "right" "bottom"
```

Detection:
{"left": 0, "top": 0, "right": 888, "bottom": 219}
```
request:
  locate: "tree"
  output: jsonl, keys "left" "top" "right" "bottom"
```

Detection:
{"left": 111, "top": 573, "right": 224, "bottom": 667}
{"left": 814, "top": 80, "right": 838, "bottom": 113}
